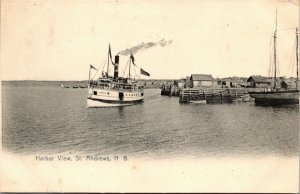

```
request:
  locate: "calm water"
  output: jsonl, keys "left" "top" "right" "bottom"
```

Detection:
{"left": 2, "top": 85, "right": 299, "bottom": 158}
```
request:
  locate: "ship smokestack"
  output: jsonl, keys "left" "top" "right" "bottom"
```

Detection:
{"left": 114, "top": 55, "right": 119, "bottom": 80}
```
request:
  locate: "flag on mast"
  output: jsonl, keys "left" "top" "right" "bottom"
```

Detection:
{"left": 140, "top": 68, "right": 150, "bottom": 76}
{"left": 130, "top": 51, "right": 137, "bottom": 66}
{"left": 90, "top": 64, "right": 97, "bottom": 70}
{"left": 108, "top": 44, "right": 115, "bottom": 65}
{"left": 109, "top": 44, "right": 112, "bottom": 60}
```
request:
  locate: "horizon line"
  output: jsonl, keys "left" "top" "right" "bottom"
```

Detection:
{"left": 1, "top": 76, "right": 298, "bottom": 82}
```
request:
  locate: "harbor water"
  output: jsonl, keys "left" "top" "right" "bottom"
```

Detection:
{"left": 2, "top": 85, "right": 299, "bottom": 158}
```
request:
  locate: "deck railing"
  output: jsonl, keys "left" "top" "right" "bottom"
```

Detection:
{"left": 89, "top": 84, "right": 143, "bottom": 93}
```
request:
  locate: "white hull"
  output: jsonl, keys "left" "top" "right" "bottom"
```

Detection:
{"left": 87, "top": 98, "right": 142, "bottom": 107}
{"left": 87, "top": 88, "right": 144, "bottom": 108}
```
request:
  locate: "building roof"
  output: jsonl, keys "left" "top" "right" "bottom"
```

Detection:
{"left": 247, "top": 76, "right": 271, "bottom": 83}
{"left": 190, "top": 74, "right": 213, "bottom": 81}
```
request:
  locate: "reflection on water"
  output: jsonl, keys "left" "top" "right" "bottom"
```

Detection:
{"left": 2, "top": 86, "right": 299, "bottom": 158}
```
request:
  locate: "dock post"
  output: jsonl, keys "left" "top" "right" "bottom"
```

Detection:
{"left": 220, "top": 91, "right": 223, "bottom": 103}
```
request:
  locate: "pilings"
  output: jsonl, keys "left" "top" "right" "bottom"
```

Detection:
{"left": 179, "top": 88, "right": 248, "bottom": 103}
{"left": 161, "top": 84, "right": 181, "bottom": 96}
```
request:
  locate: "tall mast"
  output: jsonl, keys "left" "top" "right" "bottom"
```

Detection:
{"left": 107, "top": 44, "right": 110, "bottom": 77}
{"left": 296, "top": 28, "right": 299, "bottom": 90}
{"left": 88, "top": 64, "right": 91, "bottom": 88}
{"left": 129, "top": 56, "right": 131, "bottom": 79}
{"left": 273, "top": 9, "right": 278, "bottom": 89}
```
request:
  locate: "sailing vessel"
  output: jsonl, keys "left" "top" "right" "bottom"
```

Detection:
{"left": 61, "top": 82, "right": 69, "bottom": 88}
{"left": 249, "top": 12, "right": 299, "bottom": 105}
{"left": 87, "top": 45, "right": 150, "bottom": 107}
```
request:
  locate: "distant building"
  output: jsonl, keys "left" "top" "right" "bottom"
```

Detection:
{"left": 280, "top": 79, "right": 297, "bottom": 89}
{"left": 190, "top": 74, "right": 213, "bottom": 88}
{"left": 184, "top": 76, "right": 191, "bottom": 88}
{"left": 247, "top": 76, "right": 272, "bottom": 88}
{"left": 174, "top": 80, "right": 184, "bottom": 88}
{"left": 280, "top": 80, "right": 288, "bottom": 89}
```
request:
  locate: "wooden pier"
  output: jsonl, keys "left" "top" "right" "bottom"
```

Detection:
{"left": 179, "top": 88, "right": 249, "bottom": 104}
{"left": 161, "top": 84, "right": 181, "bottom": 96}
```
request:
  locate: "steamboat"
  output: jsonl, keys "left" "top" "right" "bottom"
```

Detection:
{"left": 87, "top": 45, "right": 150, "bottom": 107}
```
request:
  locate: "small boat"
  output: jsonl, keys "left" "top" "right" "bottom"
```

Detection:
{"left": 190, "top": 100, "right": 207, "bottom": 104}
{"left": 232, "top": 95, "right": 250, "bottom": 102}
{"left": 241, "top": 95, "right": 250, "bottom": 102}
{"left": 61, "top": 83, "right": 69, "bottom": 88}
{"left": 87, "top": 45, "right": 150, "bottom": 108}
{"left": 249, "top": 11, "right": 299, "bottom": 105}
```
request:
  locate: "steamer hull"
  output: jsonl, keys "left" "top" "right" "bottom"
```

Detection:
{"left": 87, "top": 88, "right": 144, "bottom": 108}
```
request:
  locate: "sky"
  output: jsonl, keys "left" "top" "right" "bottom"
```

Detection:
{"left": 1, "top": 0, "right": 299, "bottom": 80}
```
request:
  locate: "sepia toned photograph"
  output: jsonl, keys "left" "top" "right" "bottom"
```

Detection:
{"left": 0, "top": 0, "right": 299, "bottom": 192}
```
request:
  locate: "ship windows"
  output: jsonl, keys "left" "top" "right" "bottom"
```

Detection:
{"left": 94, "top": 91, "right": 97, "bottom": 95}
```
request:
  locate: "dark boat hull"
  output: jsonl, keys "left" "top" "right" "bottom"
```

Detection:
{"left": 254, "top": 98, "right": 299, "bottom": 105}
{"left": 249, "top": 90, "right": 299, "bottom": 105}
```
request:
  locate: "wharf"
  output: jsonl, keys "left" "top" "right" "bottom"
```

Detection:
{"left": 161, "top": 85, "right": 181, "bottom": 96}
{"left": 179, "top": 88, "right": 249, "bottom": 103}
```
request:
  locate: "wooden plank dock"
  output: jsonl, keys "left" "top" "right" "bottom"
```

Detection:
{"left": 179, "top": 88, "right": 249, "bottom": 104}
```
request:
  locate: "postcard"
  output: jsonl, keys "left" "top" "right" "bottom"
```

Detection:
{"left": 1, "top": 0, "right": 299, "bottom": 192}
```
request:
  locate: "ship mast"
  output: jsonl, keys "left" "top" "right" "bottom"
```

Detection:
{"left": 107, "top": 44, "right": 110, "bottom": 77}
{"left": 273, "top": 9, "right": 278, "bottom": 89}
{"left": 129, "top": 56, "right": 131, "bottom": 79}
{"left": 296, "top": 28, "right": 299, "bottom": 90}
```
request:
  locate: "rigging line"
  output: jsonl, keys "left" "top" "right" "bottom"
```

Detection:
{"left": 122, "top": 58, "right": 130, "bottom": 77}
{"left": 268, "top": 35, "right": 273, "bottom": 77}
{"left": 101, "top": 58, "right": 107, "bottom": 77}
{"left": 91, "top": 65, "right": 100, "bottom": 80}
{"left": 286, "top": 40, "right": 296, "bottom": 76}
{"left": 290, "top": 51, "right": 296, "bottom": 77}
{"left": 133, "top": 65, "right": 137, "bottom": 79}
{"left": 269, "top": 33, "right": 275, "bottom": 78}
{"left": 91, "top": 59, "right": 106, "bottom": 80}
{"left": 277, "top": 54, "right": 280, "bottom": 77}
{"left": 91, "top": 67, "right": 99, "bottom": 80}
{"left": 276, "top": 34, "right": 280, "bottom": 77}
{"left": 102, "top": 58, "right": 107, "bottom": 73}
{"left": 271, "top": 43, "right": 274, "bottom": 80}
